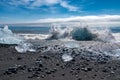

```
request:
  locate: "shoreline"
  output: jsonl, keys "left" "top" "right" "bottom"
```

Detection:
{"left": 0, "top": 40, "right": 120, "bottom": 80}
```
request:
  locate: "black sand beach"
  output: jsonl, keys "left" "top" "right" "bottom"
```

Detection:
{"left": 0, "top": 40, "right": 120, "bottom": 80}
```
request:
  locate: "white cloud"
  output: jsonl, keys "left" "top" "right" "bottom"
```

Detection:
{"left": 34, "top": 15, "right": 120, "bottom": 27}
{"left": 60, "top": 1, "right": 78, "bottom": 11}
{"left": 7, "top": 0, "right": 78, "bottom": 11}
{"left": 35, "top": 15, "right": 120, "bottom": 22}
{"left": 31, "top": 0, "right": 60, "bottom": 7}
{"left": 1, "top": 15, "right": 120, "bottom": 27}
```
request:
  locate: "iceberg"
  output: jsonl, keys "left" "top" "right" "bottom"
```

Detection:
{"left": 71, "top": 27, "right": 97, "bottom": 41}
{"left": 0, "top": 25, "right": 36, "bottom": 53}
{"left": 0, "top": 25, "right": 23, "bottom": 44}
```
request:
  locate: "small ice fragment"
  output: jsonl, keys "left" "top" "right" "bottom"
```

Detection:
{"left": 28, "top": 48, "right": 36, "bottom": 52}
{"left": 15, "top": 43, "right": 36, "bottom": 53}
{"left": 62, "top": 54, "right": 73, "bottom": 62}
{"left": 64, "top": 42, "right": 79, "bottom": 48}
{"left": 112, "top": 49, "right": 120, "bottom": 57}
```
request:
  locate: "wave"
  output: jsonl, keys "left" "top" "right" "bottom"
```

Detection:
{"left": 46, "top": 24, "right": 116, "bottom": 42}
{"left": 18, "top": 34, "right": 49, "bottom": 40}
{"left": 18, "top": 25, "right": 120, "bottom": 43}
{"left": 47, "top": 24, "right": 72, "bottom": 40}
{"left": 112, "top": 33, "right": 120, "bottom": 42}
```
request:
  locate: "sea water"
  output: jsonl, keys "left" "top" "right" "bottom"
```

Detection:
{"left": 0, "top": 25, "right": 119, "bottom": 41}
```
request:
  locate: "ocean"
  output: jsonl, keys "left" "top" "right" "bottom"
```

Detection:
{"left": 0, "top": 26, "right": 120, "bottom": 34}
{"left": 0, "top": 25, "right": 120, "bottom": 41}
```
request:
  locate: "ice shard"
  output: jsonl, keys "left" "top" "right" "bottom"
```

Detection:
{"left": 62, "top": 54, "right": 73, "bottom": 62}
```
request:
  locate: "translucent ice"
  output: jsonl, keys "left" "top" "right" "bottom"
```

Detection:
{"left": 62, "top": 54, "right": 73, "bottom": 62}
{"left": 71, "top": 27, "right": 96, "bottom": 41}
{"left": 0, "top": 25, "right": 23, "bottom": 44}
{"left": 15, "top": 43, "right": 36, "bottom": 53}
{"left": 112, "top": 49, "right": 120, "bottom": 57}
{"left": 64, "top": 42, "right": 79, "bottom": 48}
{"left": 0, "top": 25, "right": 36, "bottom": 53}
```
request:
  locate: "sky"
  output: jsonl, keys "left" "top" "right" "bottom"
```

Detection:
{"left": 0, "top": 0, "right": 120, "bottom": 25}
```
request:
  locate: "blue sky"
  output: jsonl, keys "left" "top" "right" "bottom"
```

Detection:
{"left": 0, "top": 0, "right": 120, "bottom": 24}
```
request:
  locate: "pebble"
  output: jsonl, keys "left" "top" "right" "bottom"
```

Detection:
{"left": 61, "top": 73, "right": 65, "bottom": 76}
{"left": 81, "top": 67, "right": 92, "bottom": 72}
{"left": 4, "top": 64, "right": 27, "bottom": 75}
{"left": 17, "top": 57, "right": 22, "bottom": 60}
{"left": 4, "top": 67, "right": 17, "bottom": 75}
{"left": 45, "top": 70, "right": 52, "bottom": 75}
{"left": 78, "top": 78, "right": 82, "bottom": 80}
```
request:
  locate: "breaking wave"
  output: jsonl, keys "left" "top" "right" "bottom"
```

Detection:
{"left": 47, "top": 24, "right": 72, "bottom": 40}
{"left": 46, "top": 24, "right": 116, "bottom": 42}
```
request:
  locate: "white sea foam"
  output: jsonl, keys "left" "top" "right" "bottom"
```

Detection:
{"left": 18, "top": 34, "right": 50, "bottom": 40}
{"left": 47, "top": 24, "right": 72, "bottom": 40}
{"left": 47, "top": 24, "right": 117, "bottom": 42}
{"left": 92, "top": 28, "right": 115, "bottom": 42}
{"left": 112, "top": 33, "right": 120, "bottom": 42}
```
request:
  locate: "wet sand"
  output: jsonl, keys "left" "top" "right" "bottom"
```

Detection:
{"left": 0, "top": 41, "right": 120, "bottom": 80}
